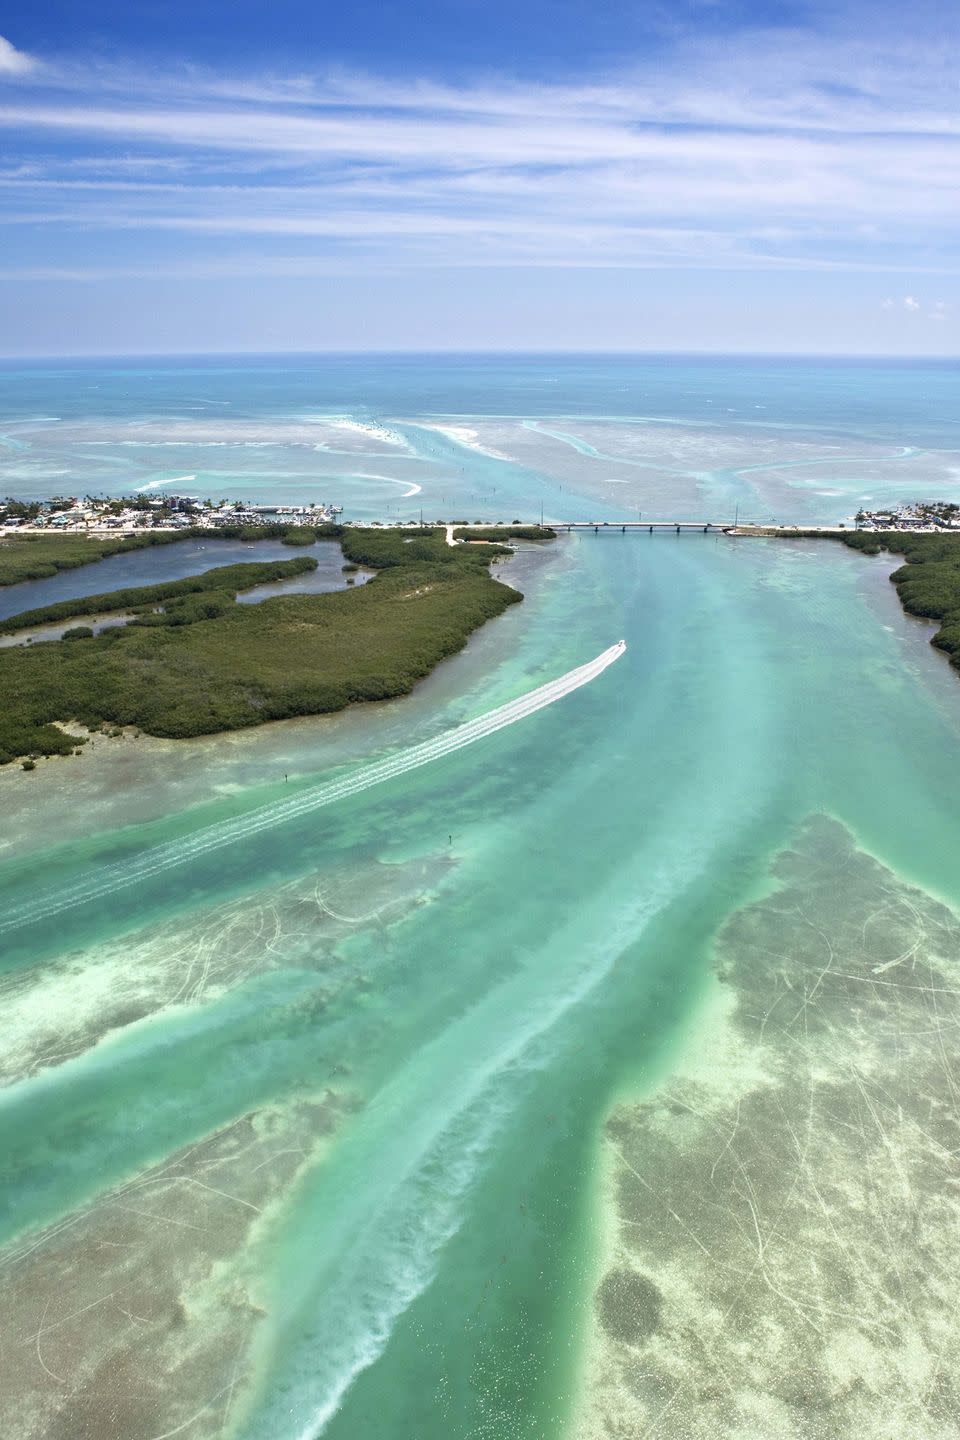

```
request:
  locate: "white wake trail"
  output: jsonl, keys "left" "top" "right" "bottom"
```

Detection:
{"left": 0, "top": 643, "right": 625, "bottom": 936}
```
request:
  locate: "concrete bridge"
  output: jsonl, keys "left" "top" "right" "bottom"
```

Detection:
{"left": 554, "top": 520, "right": 733, "bottom": 534}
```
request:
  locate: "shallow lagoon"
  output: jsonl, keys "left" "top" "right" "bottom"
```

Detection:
{"left": 2, "top": 357, "right": 960, "bottom": 1440}
{"left": 0, "top": 538, "right": 373, "bottom": 645}
{"left": 0, "top": 536, "right": 351, "bottom": 623}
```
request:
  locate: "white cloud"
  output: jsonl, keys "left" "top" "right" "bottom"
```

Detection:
{"left": 886, "top": 295, "right": 953, "bottom": 320}
{"left": 0, "top": 35, "right": 36, "bottom": 76}
{"left": 0, "top": 23, "right": 958, "bottom": 280}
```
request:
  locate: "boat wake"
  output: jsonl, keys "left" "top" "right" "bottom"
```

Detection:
{"left": 0, "top": 642, "right": 626, "bottom": 936}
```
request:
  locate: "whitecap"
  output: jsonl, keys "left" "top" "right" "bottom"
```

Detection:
{"left": 134, "top": 475, "right": 197, "bottom": 493}
{"left": 346, "top": 474, "right": 423, "bottom": 498}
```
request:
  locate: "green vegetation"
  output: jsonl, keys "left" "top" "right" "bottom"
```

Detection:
{"left": 0, "top": 523, "right": 345, "bottom": 588}
{"left": 0, "top": 528, "right": 531, "bottom": 763}
{"left": 0, "top": 533, "right": 177, "bottom": 587}
{"left": 842, "top": 532, "right": 960, "bottom": 671}
{"left": 453, "top": 526, "right": 557, "bottom": 542}
{"left": 338, "top": 526, "right": 510, "bottom": 571}
{"left": 835, "top": 531, "right": 960, "bottom": 563}
{"left": 0, "top": 557, "right": 318, "bottom": 633}
{"left": 0, "top": 520, "right": 544, "bottom": 591}
{"left": 0, "top": 497, "right": 44, "bottom": 524}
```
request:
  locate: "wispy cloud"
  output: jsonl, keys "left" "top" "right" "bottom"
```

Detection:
{"left": 0, "top": 22, "right": 958, "bottom": 286}
{"left": 0, "top": 34, "right": 35, "bottom": 75}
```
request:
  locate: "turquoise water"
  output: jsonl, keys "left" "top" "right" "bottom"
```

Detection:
{"left": 1, "top": 357, "right": 960, "bottom": 1438}
{"left": 3, "top": 354, "right": 958, "bottom": 522}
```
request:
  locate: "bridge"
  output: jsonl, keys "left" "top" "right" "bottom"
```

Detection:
{"left": 554, "top": 520, "right": 733, "bottom": 534}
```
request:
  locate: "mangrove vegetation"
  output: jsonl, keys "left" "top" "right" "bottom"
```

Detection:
{"left": 0, "top": 523, "right": 344, "bottom": 588}
{"left": 841, "top": 532, "right": 960, "bottom": 672}
{"left": 0, "top": 533, "right": 184, "bottom": 587}
{"left": 453, "top": 526, "right": 557, "bottom": 542}
{"left": 0, "top": 528, "right": 532, "bottom": 764}
{"left": 0, "top": 557, "right": 318, "bottom": 633}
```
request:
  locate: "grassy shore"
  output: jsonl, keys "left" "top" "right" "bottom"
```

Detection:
{"left": 0, "top": 557, "right": 318, "bottom": 633}
{"left": 0, "top": 532, "right": 182, "bottom": 587}
{"left": 0, "top": 523, "right": 341, "bottom": 589}
{"left": 0, "top": 529, "right": 527, "bottom": 764}
{"left": 452, "top": 526, "right": 557, "bottom": 542}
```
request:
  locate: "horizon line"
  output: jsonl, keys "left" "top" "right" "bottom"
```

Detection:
{"left": 1, "top": 347, "right": 958, "bottom": 364}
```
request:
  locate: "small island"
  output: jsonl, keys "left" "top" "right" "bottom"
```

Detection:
{"left": 0, "top": 523, "right": 554, "bottom": 767}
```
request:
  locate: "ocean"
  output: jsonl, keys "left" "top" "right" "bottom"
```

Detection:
{"left": 1, "top": 354, "right": 959, "bottom": 1439}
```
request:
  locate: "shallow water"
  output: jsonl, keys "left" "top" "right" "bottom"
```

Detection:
{"left": 2, "top": 357, "right": 960, "bottom": 1439}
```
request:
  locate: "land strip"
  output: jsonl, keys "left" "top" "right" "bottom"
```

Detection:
{"left": 0, "top": 557, "right": 318, "bottom": 634}
{"left": 0, "top": 533, "right": 186, "bottom": 587}
{"left": 0, "top": 525, "right": 348, "bottom": 589}
{"left": 0, "top": 528, "right": 525, "bottom": 765}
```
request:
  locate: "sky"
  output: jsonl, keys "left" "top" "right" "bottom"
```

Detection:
{"left": 0, "top": 0, "right": 957, "bottom": 356}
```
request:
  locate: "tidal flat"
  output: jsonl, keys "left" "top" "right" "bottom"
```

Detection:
{"left": 580, "top": 818, "right": 960, "bottom": 1440}
{"left": 0, "top": 853, "right": 449, "bottom": 1440}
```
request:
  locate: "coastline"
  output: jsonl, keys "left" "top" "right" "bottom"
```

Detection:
{"left": 0, "top": 527, "right": 535, "bottom": 765}
{"left": 0, "top": 539, "right": 558, "bottom": 849}
{"left": 5, "top": 371, "right": 960, "bottom": 1439}
{"left": 767, "top": 528, "right": 960, "bottom": 683}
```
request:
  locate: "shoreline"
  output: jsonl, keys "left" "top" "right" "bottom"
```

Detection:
{"left": 0, "top": 527, "right": 534, "bottom": 766}
{"left": 6, "top": 519, "right": 960, "bottom": 780}
{"left": 4, "top": 521, "right": 958, "bottom": 769}
{"left": 0, "top": 540, "right": 557, "bottom": 846}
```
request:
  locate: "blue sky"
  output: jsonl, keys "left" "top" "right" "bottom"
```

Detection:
{"left": 0, "top": 0, "right": 956, "bottom": 355}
